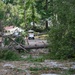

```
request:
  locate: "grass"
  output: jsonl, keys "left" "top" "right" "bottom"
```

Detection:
{"left": 35, "top": 34, "right": 48, "bottom": 39}
{"left": 0, "top": 49, "right": 75, "bottom": 75}
{"left": 62, "top": 68, "right": 75, "bottom": 75}
{"left": 0, "top": 49, "right": 47, "bottom": 61}
{"left": 29, "top": 67, "right": 62, "bottom": 75}
{"left": 0, "top": 50, "right": 21, "bottom": 61}
{"left": 21, "top": 54, "right": 45, "bottom": 62}
{"left": 29, "top": 67, "right": 75, "bottom": 75}
{"left": 29, "top": 67, "right": 50, "bottom": 71}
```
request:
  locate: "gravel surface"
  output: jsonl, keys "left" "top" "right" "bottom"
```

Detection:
{"left": 0, "top": 60, "right": 75, "bottom": 75}
{"left": 0, "top": 49, "right": 75, "bottom": 75}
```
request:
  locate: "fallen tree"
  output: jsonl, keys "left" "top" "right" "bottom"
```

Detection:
{"left": 15, "top": 43, "right": 48, "bottom": 50}
{"left": 0, "top": 35, "right": 48, "bottom": 53}
{"left": 0, "top": 42, "right": 48, "bottom": 50}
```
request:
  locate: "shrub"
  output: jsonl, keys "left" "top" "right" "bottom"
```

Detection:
{"left": 48, "top": 25, "right": 75, "bottom": 59}
{"left": 15, "top": 36, "right": 25, "bottom": 45}
{"left": 0, "top": 50, "right": 21, "bottom": 60}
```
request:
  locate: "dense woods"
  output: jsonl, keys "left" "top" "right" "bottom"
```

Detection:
{"left": 48, "top": 0, "right": 75, "bottom": 59}
{"left": 0, "top": 0, "right": 75, "bottom": 59}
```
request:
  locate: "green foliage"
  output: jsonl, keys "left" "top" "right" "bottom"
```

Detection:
{"left": 4, "top": 37, "right": 10, "bottom": 45}
{"left": 48, "top": 0, "right": 75, "bottom": 59}
{"left": 23, "top": 55, "right": 45, "bottom": 62}
{"left": 1, "top": 0, "right": 50, "bottom": 30}
{"left": 48, "top": 25, "right": 75, "bottom": 59}
{"left": 1, "top": 0, "right": 75, "bottom": 60}
{"left": 0, "top": 50, "right": 20, "bottom": 60}
{"left": 61, "top": 68, "right": 75, "bottom": 75}
{"left": 3, "top": 0, "right": 14, "bottom": 4}
{"left": 29, "top": 67, "right": 50, "bottom": 71}
{"left": 15, "top": 36, "right": 25, "bottom": 45}
{"left": 32, "top": 26, "right": 44, "bottom": 32}
{"left": 0, "top": 0, "right": 6, "bottom": 19}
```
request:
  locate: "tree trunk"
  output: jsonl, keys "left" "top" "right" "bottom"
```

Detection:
{"left": 50, "top": 0, "right": 56, "bottom": 26}
{"left": 15, "top": 43, "right": 48, "bottom": 49}
{"left": 0, "top": 20, "right": 4, "bottom": 47}
{"left": 46, "top": 20, "right": 48, "bottom": 29}
{"left": 23, "top": 0, "right": 26, "bottom": 28}
{"left": 0, "top": 21, "right": 3, "bottom": 32}
{"left": 32, "top": 3, "right": 35, "bottom": 29}
{"left": 45, "top": 0, "right": 48, "bottom": 29}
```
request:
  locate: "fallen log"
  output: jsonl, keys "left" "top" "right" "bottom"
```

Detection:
{"left": 7, "top": 36, "right": 29, "bottom": 52}
{"left": 7, "top": 36, "right": 48, "bottom": 49}
{"left": 15, "top": 43, "right": 48, "bottom": 49}
{"left": 0, "top": 35, "right": 48, "bottom": 51}
{"left": 0, "top": 43, "right": 48, "bottom": 50}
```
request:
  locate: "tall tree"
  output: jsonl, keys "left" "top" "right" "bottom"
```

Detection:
{"left": 45, "top": 0, "right": 48, "bottom": 29}
{"left": 23, "top": 0, "right": 26, "bottom": 27}
{"left": 0, "top": 0, "right": 6, "bottom": 47}
{"left": 0, "top": 0, "right": 6, "bottom": 32}
{"left": 32, "top": 3, "right": 35, "bottom": 28}
{"left": 35, "top": 0, "right": 51, "bottom": 29}
{"left": 48, "top": 0, "right": 75, "bottom": 59}
{"left": 2, "top": 0, "right": 14, "bottom": 4}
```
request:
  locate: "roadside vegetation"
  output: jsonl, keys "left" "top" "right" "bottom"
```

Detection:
{"left": 0, "top": 0, "right": 75, "bottom": 67}
{"left": 0, "top": 50, "right": 21, "bottom": 60}
{"left": 0, "top": 0, "right": 75, "bottom": 75}
{"left": 47, "top": 1, "right": 75, "bottom": 59}
{"left": 29, "top": 67, "right": 75, "bottom": 75}
{"left": 0, "top": 0, "right": 75, "bottom": 60}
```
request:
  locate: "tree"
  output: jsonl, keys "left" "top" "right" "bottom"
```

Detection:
{"left": 0, "top": 0, "right": 6, "bottom": 47}
{"left": 31, "top": 3, "right": 35, "bottom": 28}
{"left": 48, "top": 0, "right": 75, "bottom": 59}
{"left": 2, "top": 0, "right": 14, "bottom": 4}
{"left": 20, "top": 0, "right": 41, "bottom": 30}
{"left": 45, "top": 0, "right": 48, "bottom": 29}
{"left": 0, "top": 0, "right": 6, "bottom": 32}
{"left": 35, "top": 0, "right": 51, "bottom": 29}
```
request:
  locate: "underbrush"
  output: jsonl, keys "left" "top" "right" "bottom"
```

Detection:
{"left": 22, "top": 54, "right": 45, "bottom": 62}
{"left": 29, "top": 67, "right": 75, "bottom": 75}
{"left": 0, "top": 50, "right": 21, "bottom": 60}
{"left": 48, "top": 25, "right": 75, "bottom": 59}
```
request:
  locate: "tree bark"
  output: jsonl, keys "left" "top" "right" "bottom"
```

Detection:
{"left": 23, "top": 0, "right": 26, "bottom": 28}
{"left": 32, "top": 3, "right": 35, "bottom": 29}
{"left": 0, "top": 20, "right": 4, "bottom": 47}
{"left": 45, "top": 0, "right": 48, "bottom": 29}
{"left": 15, "top": 43, "right": 48, "bottom": 49}
{"left": 46, "top": 20, "right": 48, "bottom": 29}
